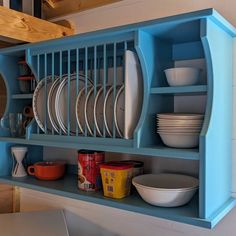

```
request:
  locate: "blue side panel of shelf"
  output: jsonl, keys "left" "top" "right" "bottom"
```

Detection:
{"left": 200, "top": 18, "right": 233, "bottom": 219}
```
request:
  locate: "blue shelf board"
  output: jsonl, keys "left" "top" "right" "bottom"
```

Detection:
{"left": 141, "top": 146, "right": 199, "bottom": 160}
{"left": 11, "top": 94, "right": 33, "bottom": 99}
{"left": 0, "top": 137, "right": 199, "bottom": 160}
{"left": 151, "top": 85, "right": 207, "bottom": 95}
{"left": 0, "top": 175, "right": 214, "bottom": 228}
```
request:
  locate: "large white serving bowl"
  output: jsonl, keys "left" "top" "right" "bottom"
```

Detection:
{"left": 159, "top": 132, "right": 199, "bottom": 148}
{"left": 164, "top": 67, "right": 200, "bottom": 86}
{"left": 132, "top": 174, "right": 199, "bottom": 207}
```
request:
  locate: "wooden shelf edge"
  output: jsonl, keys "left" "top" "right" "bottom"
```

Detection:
{"left": 0, "top": 6, "right": 74, "bottom": 44}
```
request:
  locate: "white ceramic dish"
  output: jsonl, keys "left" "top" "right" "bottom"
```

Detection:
{"left": 157, "top": 119, "right": 203, "bottom": 126}
{"left": 164, "top": 67, "right": 200, "bottom": 86}
{"left": 47, "top": 78, "right": 61, "bottom": 133}
{"left": 157, "top": 129, "right": 201, "bottom": 133}
{"left": 157, "top": 125, "right": 202, "bottom": 129}
{"left": 157, "top": 125, "right": 202, "bottom": 130}
{"left": 114, "top": 84, "right": 125, "bottom": 138}
{"left": 55, "top": 74, "right": 92, "bottom": 135}
{"left": 124, "top": 50, "right": 143, "bottom": 139}
{"left": 157, "top": 113, "right": 204, "bottom": 120}
{"left": 104, "top": 85, "right": 122, "bottom": 137}
{"left": 93, "top": 86, "right": 111, "bottom": 137}
{"left": 76, "top": 86, "right": 92, "bottom": 135}
{"left": 85, "top": 85, "right": 102, "bottom": 136}
{"left": 132, "top": 173, "right": 198, "bottom": 207}
{"left": 159, "top": 132, "right": 199, "bottom": 148}
{"left": 33, "top": 75, "right": 57, "bottom": 133}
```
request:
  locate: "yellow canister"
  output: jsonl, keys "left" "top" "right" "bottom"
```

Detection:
{"left": 100, "top": 162, "right": 133, "bottom": 199}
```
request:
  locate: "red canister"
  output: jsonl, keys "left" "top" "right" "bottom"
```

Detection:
{"left": 78, "top": 150, "right": 105, "bottom": 191}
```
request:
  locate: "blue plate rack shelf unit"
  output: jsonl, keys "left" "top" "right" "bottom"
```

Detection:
{"left": 0, "top": 8, "right": 234, "bottom": 228}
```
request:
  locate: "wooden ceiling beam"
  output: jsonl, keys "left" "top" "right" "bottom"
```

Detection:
{"left": 43, "top": 0, "right": 121, "bottom": 19}
{"left": 0, "top": 6, "right": 74, "bottom": 44}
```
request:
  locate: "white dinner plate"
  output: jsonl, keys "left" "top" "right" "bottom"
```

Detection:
{"left": 85, "top": 85, "right": 102, "bottom": 136}
{"left": 124, "top": 50, "right": 143, "bottom": 139}
{"left": 114, "top": 84, "right": 125, "bottom": 138}
{"left": 47, "top": 78, "right": 61, "bottom": 133}
{"left": 94, "top": 85, "right": 111, "bottom": 137}
{"left": 33, "top": 75, "right": 58, "bottom": 133}
{"left": 104, "top": 85, "right": 122, "bottom": 137}
{"left": 55, "top": 73, "right": 92, "bottom": 135}
{"left": 76, "top": 86, "right": 92, "bottom": 135}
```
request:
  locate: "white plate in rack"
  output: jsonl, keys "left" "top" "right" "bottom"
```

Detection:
{"left": 104, "top": 85, "right": 122, "bottom": 137}
{"left": 85, "top": 85, "right": 102, "bottom": 136}
{"left": 94, "top": 85, "right": 111, "bottom": 137}
{"left": 76, "top": 85, "right": 92, "bottom": 135}
{"left": 124, "top": 50, "right": 143, "bottom": 139}
{"left": 33, "top": 75, "right": 58, "bottom": 133}
{"left": 55, "top": 73, "right": 92, "bottom": 135}
{"left": 47, "top": 78, "right": 61, "bottom": 133}
{"left": 114, "top": 84, "right": 125, "bottom": 138}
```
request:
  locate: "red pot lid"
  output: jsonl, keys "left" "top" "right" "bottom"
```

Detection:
{"left": 100, "top": 161, "right": 133, "bottom": 170}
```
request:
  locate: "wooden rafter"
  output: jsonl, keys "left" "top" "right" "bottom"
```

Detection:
{"left": 43, "top": 0, "right": 121, "bottom": 19}
{"left": 0, "top": 6, "right": 74, "bottom": 44}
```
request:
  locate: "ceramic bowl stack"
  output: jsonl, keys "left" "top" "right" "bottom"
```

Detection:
{"left": 157, "top": 113, "right": 204, "bottom": 148}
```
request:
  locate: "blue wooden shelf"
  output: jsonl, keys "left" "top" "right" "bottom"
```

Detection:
{"left": 0, "top": 174, "right": 223, "bottom": 228}
{"left": 11, "top": 94, "right": 33, "bottom": 99}
{"left": 151, "top": 85, "right": 207, "bottom": 95}
{"left": 0, "top": 136, "right": 199, "bottom": 160}
{"left": 0, "top": 8, "right": 234, "bottom": 228}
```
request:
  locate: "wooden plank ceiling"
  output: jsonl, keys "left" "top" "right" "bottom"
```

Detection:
{"left": 43, "top": 0, "right": 121, "bottom": 19}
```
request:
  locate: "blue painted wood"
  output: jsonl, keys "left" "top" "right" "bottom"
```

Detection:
{"left": 134, "top": 31, "right": 174, "bottom": 148}
{"left": 199, "top": 18, "right": 233, "bottom": 219}
{"left": 0, "top": 8, "right": 235, "bottom": 228}
{"left": 172, "top": 41, "right": 204, "bottom": 60}
{"left": 0, "top": 174, "right": 235, "bottom": 228}
{"left": 151, "top": 85, "right": 207, "bottom": 94}
{"left": 11, "top": 94, "right": 33, "bottom": 99}
{"left": 0, "top": 175, "right": 203, "bottom": 227}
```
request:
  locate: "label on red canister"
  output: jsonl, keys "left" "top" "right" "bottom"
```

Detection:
{"left": 78, "top": 150, "right": 104, "bottom": 191}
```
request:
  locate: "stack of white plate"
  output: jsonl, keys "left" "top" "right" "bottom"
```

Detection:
{"left": 157, "top": 113, "right": 204, "bottom": 148}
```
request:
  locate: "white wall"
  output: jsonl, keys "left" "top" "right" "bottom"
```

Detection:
{"left": 20, "top": 1, "right": 236, "bottom": 235}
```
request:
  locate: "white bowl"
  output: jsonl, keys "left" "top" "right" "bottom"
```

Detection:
{"left": 157, "top": 129, "right": 201, "bottom": 133}
{"left": 159, "top": 132, "right": 199, "bottom": 148}
{"left": 164, "top": 67, "right": 200, "bottom": 86}
{"left": 132, "top": 174, "right": 198, "bottom": 207}
{"left": 157, "top": 113, "right": 204, "bottom": 120}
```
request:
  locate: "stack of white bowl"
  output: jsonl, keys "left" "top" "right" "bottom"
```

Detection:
{"left": 157, "top": 113, "right": 204, "bottom": 148}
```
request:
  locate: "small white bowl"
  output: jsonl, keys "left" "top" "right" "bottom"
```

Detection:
{"left": 159, "top": 132, "right": 199, "bottom": 148}
{"left": 132, "top": 174, "right": 198, "bottom": 207}
{"left": 164, "top": 67, "right": 200, "bottom": 86}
